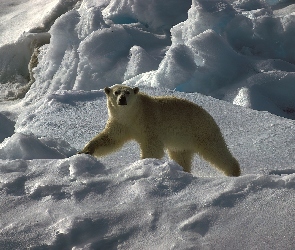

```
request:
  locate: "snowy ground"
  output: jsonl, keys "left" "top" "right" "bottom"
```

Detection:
{"left": 0, "top": 0, "right": 295, "bottom": 249}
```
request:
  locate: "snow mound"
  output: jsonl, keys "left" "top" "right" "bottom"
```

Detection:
{"left": 11, "top": 0, "right": 185, "bottom": 103}
{"left": 233, "top": 71, "right": 295, "bottom": 119}
{"left": 124, "top": 0, "right": 295, "bottom": 119}
{"left": 0, "top": 33, "right": 50, "bottom": 99}
{"left": 1, "top": 156, "right": 295, "bottom": 249}
{"left": 0, "top": 0, "right": 58, "bottom": 46}
{"left": 1, "top": 0, "right": 295, "bottom": 119}
{"left": 102, "top": 0, "right": 191, "bottom": 31}
{"left": 0, "top": 133, "right": 76, "bottom": 160}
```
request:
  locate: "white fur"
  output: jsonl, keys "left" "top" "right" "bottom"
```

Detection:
{"left": 80, "top": 85, "right": 241, "bottom": 176}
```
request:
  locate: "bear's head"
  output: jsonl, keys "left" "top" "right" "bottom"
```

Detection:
{"left": 104, "top": 85, "right": 139, "bottom": 107}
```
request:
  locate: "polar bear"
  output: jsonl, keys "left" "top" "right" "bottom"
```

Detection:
{"left": 79, "top": 85, "right": 241, "bottom": 176}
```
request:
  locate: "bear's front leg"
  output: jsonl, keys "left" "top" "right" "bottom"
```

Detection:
{"left": 79, "top": 122, "right": 130, "bottom": 157}
{"left": 79, "top": 132, "right": 113, "bottom": 156}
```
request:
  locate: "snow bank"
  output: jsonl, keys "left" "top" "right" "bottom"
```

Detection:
{"left": 102, "top": 0, "right": 191, "bottom": 31}
{"left": 23, "top": 0, "right": 183, "bottom": 103}
{"left": 0, "top": 132, "right": 76, "bottom": 160}
{"left": 1, "top": 0, "right": 292, "bottom": 119}
{"left": 0, "top": 0, "right": 58, "bottom": 46}
{"left": 0, "top": 0, "right": 81, "bottom": 100}
{"left": 233, "top": 71, "right": 295, "bottom": 119}
{"left": 0, "top": 33, "right": 50, "bottom": 100}
{"left": 125, "top": 0, "right": 295, "bottom": 119}
{"left": 1, "top": 156, "right": 295, "bottom": 249}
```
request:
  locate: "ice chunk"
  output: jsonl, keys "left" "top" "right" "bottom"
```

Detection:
{"left": 102, "top": 0, "right": 191, "bottom": 31}
{"left": 124, "top": 46, "right": 158, "bottom": 80}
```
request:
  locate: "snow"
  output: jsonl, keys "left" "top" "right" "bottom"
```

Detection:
{"left": 0, "top": 0, "right": 295, "bottom": 249}
{"left": 0, "top": 0, "right": 58, "bottom": 46}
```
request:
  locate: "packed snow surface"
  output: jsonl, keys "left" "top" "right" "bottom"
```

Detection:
{"left": 0, "top": 0, "right": 295, "bottom": 249}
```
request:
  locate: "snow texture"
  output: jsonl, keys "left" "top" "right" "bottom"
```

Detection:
{"left": 0, "top": 0, "right": 295, "bottom": 249}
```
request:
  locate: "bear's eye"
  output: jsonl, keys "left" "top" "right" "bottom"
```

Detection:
{"left": 114, "top": 90, "right": 121, "bottom": 96}
{"left": 125, "top": 90, "right": 130, "bottom": 95}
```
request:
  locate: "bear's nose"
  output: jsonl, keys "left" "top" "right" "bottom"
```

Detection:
{"left": 118, "top": 95, "right": 127, "bottom": 105}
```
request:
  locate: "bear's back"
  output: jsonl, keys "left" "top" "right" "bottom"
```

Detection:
{"left": 138, "top": 93, "right": 216, "bottom": 134}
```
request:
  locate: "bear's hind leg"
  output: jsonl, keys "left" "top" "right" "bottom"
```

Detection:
{"left": 167, "top": 149, "right": 193, "bottom": 172}
{"left": 197, "top": 143, "right": 241, "bottom": 177}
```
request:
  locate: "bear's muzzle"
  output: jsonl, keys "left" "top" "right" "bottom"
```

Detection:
{"left": 118, "top": 96, "right": 127, "bottom": 105}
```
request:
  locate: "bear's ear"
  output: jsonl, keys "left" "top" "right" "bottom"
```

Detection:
{"left": 133, "top": 87, "right": 139, "bottom": 94}
{"left": 104, "top": 87, "right": 111, "bottom": 95}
